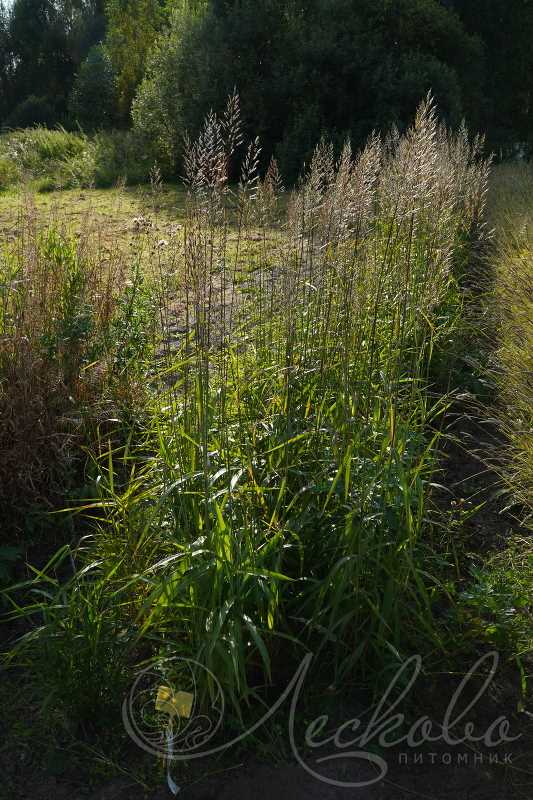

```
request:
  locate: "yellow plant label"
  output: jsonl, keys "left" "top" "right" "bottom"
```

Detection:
{"left": 156, "top": 686, "right": 194, "bottom": 719}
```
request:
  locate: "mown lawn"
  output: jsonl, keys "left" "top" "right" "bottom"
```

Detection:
{"left": 0, "top": 183, "right": 188, "bottom": 254}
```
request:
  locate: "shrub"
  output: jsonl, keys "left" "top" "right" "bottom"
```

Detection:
{"left": 5, "top": 95, "right": 56, "bottom": 129}
{"left": 130, "top": 6, "right": 197, "bottom": 174}
{"left": 91, "top": 129, "right": 154, "bottom": 186}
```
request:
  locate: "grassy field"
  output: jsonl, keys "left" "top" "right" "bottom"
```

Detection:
{"left": 0, "top": 183, "right": 187, "bottom": 253}
{"left": 0, "top": 109, "right": 532, "bottom": 799}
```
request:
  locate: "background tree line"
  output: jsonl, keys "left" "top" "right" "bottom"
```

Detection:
{"left": 1, "top": 0, "right": 532, "bottom": 177}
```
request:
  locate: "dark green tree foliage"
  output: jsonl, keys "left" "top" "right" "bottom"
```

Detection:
{"left": 133, "top": 0, "right": 484, "bottom": 178}
{"left": 5, "top": 95, "right": 57, "bottom": 128}
{"left": 1, "top": 0, "right": 532, "bottom": 162}
{"left": 2, "top": 0, "right": 106, "bottom": 127}
{"left": 8, "top": 0, "right": 72, "bottom": 116}
{"left": 0, "top": 3, "right": 13, "bottom": 124}
{"left": 276, "top": 0, "right": 484, "bottom": 175}
{"left": 66, "top": 0, "right": 106, "bottom": 66}
{"left": 69, "top": 44, "right": 117, "bottom": 129}
{"left": 105, "top": 0, "right": 169, "bottom": 123}
{"left": 449, "top": 0, "right": 533, "bottom": 152}
{"left": 106, "top": 1, "right": 207, "bottom": 125}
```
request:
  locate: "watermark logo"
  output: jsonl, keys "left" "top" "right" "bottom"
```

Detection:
{"left": 122, "top": 656, "right": 224, "bottom": 761}
{"left": 123, "top": 650, "right": 523, "bottom": 792}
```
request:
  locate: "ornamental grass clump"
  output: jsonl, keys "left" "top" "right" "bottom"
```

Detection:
{"left": 5, "top": 96, "right": 491, "bottom": 730}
